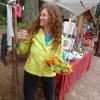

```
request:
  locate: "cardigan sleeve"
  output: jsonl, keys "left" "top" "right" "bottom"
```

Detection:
{"left": 17, "top": 38, "right": 32, "bottom": 54}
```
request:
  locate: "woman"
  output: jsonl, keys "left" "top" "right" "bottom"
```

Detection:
{"left": 17, "top": 3, "right": 63, "bottom": 100}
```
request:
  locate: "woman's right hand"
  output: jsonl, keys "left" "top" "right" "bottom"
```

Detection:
{"left": 17, "top": 30, "right": 29, "bottom": 43}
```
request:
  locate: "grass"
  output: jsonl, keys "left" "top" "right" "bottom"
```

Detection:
{"left": 0, "top": 25, "right": 7, "bottom": 33}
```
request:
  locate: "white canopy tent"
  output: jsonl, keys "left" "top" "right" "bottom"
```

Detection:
{"left": 42, "top": 0, "right": 100, "bottom": 16}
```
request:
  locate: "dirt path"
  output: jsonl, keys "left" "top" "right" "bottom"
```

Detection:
{"left": 65, "top": 56, "right": 100, "bottom": 100}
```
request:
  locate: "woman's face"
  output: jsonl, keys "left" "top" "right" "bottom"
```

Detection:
{"left": 40, "top": 8, "right": 50, "bottom": 28}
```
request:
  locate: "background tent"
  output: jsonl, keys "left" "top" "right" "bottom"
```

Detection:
{"left": 42, "top": 0, "right": 100, "bottom": 16}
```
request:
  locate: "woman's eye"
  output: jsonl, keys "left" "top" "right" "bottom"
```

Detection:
{"left": 42, "top": 14, "right": 46, "bottom": 17}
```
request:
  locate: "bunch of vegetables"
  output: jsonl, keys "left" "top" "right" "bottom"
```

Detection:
{"left": 45, "top": 56, "right": 73, "bottom": 73}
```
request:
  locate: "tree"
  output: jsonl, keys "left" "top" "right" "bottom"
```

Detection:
{"left": 95, "top": 4, "right": 100, "bottom": 56}
{"left": 95, "top": 16, "right": 100, "bottom": 56}
{"left": 23, "top": 0, "right": 39, "bottom": 25}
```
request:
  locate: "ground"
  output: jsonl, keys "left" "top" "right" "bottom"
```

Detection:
{"left": 0, "top": 32, "right": 100, "bottom": 100}
{"left": 65, "top": 56, "right": 100, "bottom": 100}
{"left": 0, "top": 55, "right": 100, "bottom": 100}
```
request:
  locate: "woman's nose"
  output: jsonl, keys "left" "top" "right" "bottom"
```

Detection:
{"left": 40, "top": 15, "right": 43, "bottom": 20}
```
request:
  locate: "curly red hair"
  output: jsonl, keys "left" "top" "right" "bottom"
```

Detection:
{"left": 27, "top": 3, "right": 63, "bottom": 50}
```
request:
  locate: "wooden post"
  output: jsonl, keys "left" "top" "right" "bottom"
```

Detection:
{"left": 11, "top": 4, "right": 20, "bottom": 100}
{"left": 77, "top": 14, "right": 85, "bottom": 33}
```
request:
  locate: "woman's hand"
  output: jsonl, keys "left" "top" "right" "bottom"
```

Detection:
{"left": 17, "top": 30, "right": 29, "bottom": 43}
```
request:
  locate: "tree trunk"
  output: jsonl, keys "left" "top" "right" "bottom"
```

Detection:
{"left": 24, "top": 0, "right": 39, "bottom": 24}
{"left": 95, "top": 18, "right": 100, "bottom": 56}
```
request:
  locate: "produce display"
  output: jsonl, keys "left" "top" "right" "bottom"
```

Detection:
{"left": 44, "top": 56, "right": 73, "bottom": 73}
{"left": 62, "top": 21, "right": 94, "bottom": 61}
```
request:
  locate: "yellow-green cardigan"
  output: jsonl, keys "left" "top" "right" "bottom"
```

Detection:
{"left": 18, "top": 28, "right": 64, "bottom": 77}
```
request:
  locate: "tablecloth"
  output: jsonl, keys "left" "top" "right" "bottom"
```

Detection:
{"left": 56, "top": 51, "right": 92, "bottom": 100}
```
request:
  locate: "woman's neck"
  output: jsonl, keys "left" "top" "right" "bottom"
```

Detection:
{"left": 43, "top": 27, "right": 51, "bottom": 34}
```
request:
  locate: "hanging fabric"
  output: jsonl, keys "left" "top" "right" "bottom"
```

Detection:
{"left": 16, "top": 3, "right": 22, "bottom": 17}
{"left": 7, "top": 4, "right": 14, "bottom": 50}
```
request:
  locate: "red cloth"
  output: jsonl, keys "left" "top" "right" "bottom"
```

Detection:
{"left": 56, "top": 51, "right": 92, "bottom": 100}
{"left": 84, "top": 32, "right": 92, "bottom": 40}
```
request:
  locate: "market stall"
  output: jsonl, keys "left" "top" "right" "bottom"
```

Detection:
{"left": 56, "top": 50, "right": 92, "bottom": 100}
{"left": 54, "top": 20, "right": 94, "bottom": 100}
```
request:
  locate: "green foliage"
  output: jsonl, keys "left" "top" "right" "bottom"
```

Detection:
{"left": 96, "top": 4, "right": 100, "bottom": 18}
{"left": 19, "top": 0, "right": 25, "bottom": 6}
{"left": 0, "top": 0, "right": 7, "bottom": 25}
{"left": 18, "top": 22, "right": 28, "bottom": 29}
